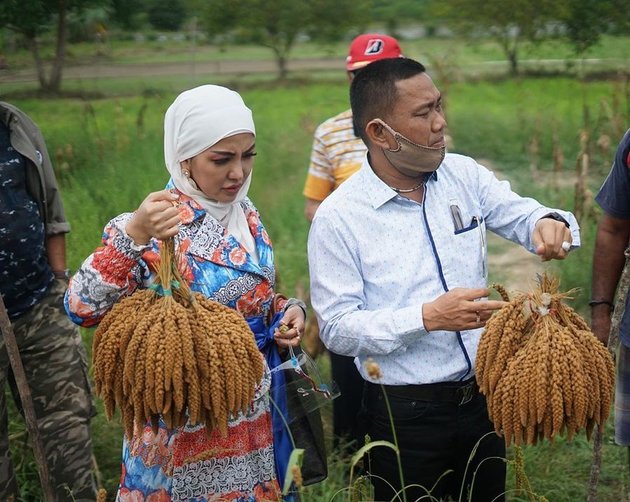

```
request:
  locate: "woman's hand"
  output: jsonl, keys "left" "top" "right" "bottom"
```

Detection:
{"left": 126, "top": 190, "right": 181, "bottom": 245}
{"left": 274, "top": 304, "right": 305, "bottom": 350}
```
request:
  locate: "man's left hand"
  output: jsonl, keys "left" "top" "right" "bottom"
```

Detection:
{"left": 532, "top": 218, "right": 572, "bottom": 261}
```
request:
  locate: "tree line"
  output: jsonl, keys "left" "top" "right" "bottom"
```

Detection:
{"left": 1, "top": 0, "right": 629, "bottom": 94}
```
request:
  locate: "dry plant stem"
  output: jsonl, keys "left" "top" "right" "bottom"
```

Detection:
{"left": 588, "top": 247, "right": 630, "bottom": 502}
{"left": 0, "top": 296, "right": 55, "bottom": 502}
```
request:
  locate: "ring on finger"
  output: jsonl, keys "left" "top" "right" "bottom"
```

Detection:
{"left": 475, "top": 311, "right": 481, "bottom": 323}
{"left": 561, "top": 241, "right": 571, "bottom": 252}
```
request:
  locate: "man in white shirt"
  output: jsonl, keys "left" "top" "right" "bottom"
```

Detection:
{"left": 302, "top": 33, "right": 403, "bottom": 449}
{"left": 308, "top": 57, "right": 579, "bottom": 501}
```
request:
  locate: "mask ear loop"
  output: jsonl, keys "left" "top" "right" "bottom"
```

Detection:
{"left": 372, "top": 118, "right": 403, "bottom": 153}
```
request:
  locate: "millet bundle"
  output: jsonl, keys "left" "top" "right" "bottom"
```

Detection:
{"left": 92, "top": 238, "right": 264, "bottom": 439}
{"left": 475, "top": 274, "right": 615, "bottom": 446}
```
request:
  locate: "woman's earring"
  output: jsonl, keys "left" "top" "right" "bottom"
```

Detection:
{"left": 182, "top": 169, "right": 199, "bottom": 190}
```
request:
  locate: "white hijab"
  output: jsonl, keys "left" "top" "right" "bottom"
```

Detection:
{"left": 164, "top": 85, "right": 258, "bottom": 262}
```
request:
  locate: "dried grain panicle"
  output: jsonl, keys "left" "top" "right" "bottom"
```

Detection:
{"left": 92, "top": 238, "right": 266, "bottom": 439}
{"left": 475, "top": 274, "right": 614, "bottom": 446}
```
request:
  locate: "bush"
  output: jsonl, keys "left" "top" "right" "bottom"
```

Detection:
{"left": 147, "top": 0, "right": 186, "bottom": 31}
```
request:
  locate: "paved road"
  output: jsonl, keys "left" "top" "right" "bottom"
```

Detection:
{"left": 0, "top": 57, "right": 345, "bottom": 83}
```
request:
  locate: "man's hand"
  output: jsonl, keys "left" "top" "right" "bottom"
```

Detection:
{"left": 532, "top": 218, "right": 572, "bottom": 261}
{"left": 422, "top": 288, "right": 508, "bottom": 332}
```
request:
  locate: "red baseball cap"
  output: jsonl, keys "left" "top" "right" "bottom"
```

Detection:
{"left": 346, "top": 33, "right": 403, "bottom": 71}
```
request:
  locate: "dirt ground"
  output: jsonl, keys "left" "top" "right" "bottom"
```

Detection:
{"left": 0, "top": 57, "right": 344, "bottom": 84}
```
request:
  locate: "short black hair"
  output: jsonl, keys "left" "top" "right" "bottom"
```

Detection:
{"left": 350, "top": 57, "right": 427, "bottom": 143}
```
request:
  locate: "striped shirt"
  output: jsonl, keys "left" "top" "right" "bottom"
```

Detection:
{"left": 303, "top": 109, "right": 366, "bottom": 202}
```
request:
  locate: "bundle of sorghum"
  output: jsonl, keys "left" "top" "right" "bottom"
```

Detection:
{"left": 92, "top": 238, "right": 264, "bottom": 439}
{"left": 476, "top": 275, "right": 614, "bottom": 446}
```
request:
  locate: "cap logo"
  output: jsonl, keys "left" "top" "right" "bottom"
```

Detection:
{"left": 364, "top": 39, "right": 385, "bottom": 56}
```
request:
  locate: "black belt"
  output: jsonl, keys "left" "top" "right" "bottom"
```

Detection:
{"left": 366, "top": 378, "right": 478, "bottom": 406}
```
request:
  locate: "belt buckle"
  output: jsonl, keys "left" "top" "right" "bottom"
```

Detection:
{"left": 458, "top": 382, "right": 475, "bottom": 406}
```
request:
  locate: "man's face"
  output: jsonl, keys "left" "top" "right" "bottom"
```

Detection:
{"left": 384, "top": 73, "right": 447, "bottom": 148}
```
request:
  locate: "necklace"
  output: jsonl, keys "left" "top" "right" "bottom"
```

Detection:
{"left": 388, "top": 179, "right": 425, "bottom": 193}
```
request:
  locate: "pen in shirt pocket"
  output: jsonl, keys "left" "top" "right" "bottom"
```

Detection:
{"left": 450, "top": 204, "right": 464, "bottom": 231}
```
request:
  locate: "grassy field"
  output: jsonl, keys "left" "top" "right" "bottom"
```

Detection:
{"left": 3, "top": 69, "right": 630, "bottom": 499}
{"left": 3, "top": 34, "right": 630, "bottom": 71}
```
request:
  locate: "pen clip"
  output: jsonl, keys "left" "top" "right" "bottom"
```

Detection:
{"left": 450, "top": 204, "right": 464, "bottom": 231}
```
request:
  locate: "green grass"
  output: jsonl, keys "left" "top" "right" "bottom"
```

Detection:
{"left": 4, "top": 73, "right": 630, "bottom": 500}
{"left": 3, "top": 33, "right": 630, "bottom": 70}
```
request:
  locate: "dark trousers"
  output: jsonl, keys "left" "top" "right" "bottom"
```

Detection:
{"left": 363, "top": 382, "right": 506, "bottom": 502}
{"left": 329, "top": 352, "right": 364, "bottom": 448}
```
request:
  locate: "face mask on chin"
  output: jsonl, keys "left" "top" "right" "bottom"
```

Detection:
{"left": 374, "top": 119, "right": 445, "bottom": 174}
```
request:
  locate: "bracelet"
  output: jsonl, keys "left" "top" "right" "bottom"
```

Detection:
{"left": 589, "top": 300, "right": 614, "bottom": 311}
{"left": 53, "top": 268, "right": 71, "bottom": 280}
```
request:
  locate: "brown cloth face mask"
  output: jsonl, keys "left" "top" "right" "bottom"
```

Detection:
{"left": 375, "top": 119, "right": 445, "bottom": 174}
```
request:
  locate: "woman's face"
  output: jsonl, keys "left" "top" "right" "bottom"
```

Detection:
{"left": 185, "top": 132, "right": 256, "bottom": 202}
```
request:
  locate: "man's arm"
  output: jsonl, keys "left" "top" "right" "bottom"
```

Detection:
{"left": 303, "top": 129, "right": 334, "bottom": 222}
{"left": 46, "top": 233, "right": 68, "bottom": 279}
{"left": 304, "top": 198, "right": 322, "bottom": 222}
{"left": 591, "top": 213, "right": 630, "bottom": 344}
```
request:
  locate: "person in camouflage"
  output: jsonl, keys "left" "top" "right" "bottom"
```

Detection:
{"left": 0, "top": 102, "right": 97, "bottom": 501}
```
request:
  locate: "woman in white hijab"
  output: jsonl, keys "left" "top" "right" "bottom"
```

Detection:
{"left": 66, "top": 85, "right": 306, "bottom": 501}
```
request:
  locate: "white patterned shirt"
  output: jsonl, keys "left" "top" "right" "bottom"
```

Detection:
{"left": 308, "top": 153, "right": 581, "bottom": 385}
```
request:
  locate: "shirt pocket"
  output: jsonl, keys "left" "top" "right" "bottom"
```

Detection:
{"left": 450, "top": 204, "right": 487, "bottom": 280}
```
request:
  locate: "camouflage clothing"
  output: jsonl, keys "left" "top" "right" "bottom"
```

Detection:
{"left": 0, "top": 102, "right": 96, "bottom": 501}
{"left": 0, "top": 279, "right": 96, "bottom": 501}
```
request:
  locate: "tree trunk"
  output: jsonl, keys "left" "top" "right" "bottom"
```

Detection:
{"left": 48, "top": 0, "right": 68, "bottom": 93}
{"left": 277, "top": 54, "right": 287, "bottom": 80}
{"left": 26, "top": 36, "right": 48, "bottom": 90}
{"left": 508, "top": 48, "right": 519, "bottom": 76}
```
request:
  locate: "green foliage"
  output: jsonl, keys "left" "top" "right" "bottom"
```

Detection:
{"left": 147, "top": 0, "right": 186, "bottom": 31}
{"left": 561, "top": 0, "right": 614, "bottom": 56}
{"left": 436, "top": 0, "right": 563, "bottom": 75}
{"left": 201, "top": 0, "right": 366, "bottom": 78}
{"left": 5, "top": 74, "right": 630, "bottom": 500}
{"left": 110, "top": 0, "right": 146, "bottom": 30}
{"left": 0, "top": 0, "right": 112, "bottom": 93}
{"left": 0, "top": 0, "right": 52, "bottom": 39}
{"left": 367, "top": 0, "right": 435, "bottom": 36}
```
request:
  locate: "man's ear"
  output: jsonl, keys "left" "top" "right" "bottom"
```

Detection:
{"left": 366, "top": 119, "right": 394, "bottom": 149}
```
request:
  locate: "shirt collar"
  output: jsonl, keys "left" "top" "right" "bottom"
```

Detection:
{"left": 362, "top": 155, "right": 439, "bottom": 210}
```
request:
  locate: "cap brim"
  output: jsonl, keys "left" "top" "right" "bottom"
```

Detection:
{"left": 347, "top": 60, "right": 371, "bottom": 71}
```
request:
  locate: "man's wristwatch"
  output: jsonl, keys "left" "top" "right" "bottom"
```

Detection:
{"left": 53, "top": 268, "right": 71, "bottom": 280}
{"left": 540, "top": 212, "right": 570, "bottom": 228}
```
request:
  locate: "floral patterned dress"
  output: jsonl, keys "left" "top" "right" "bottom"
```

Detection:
{"left": 65, "top": 191, "right": 283, "bottom": 501}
